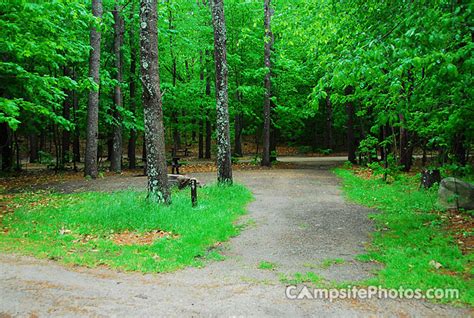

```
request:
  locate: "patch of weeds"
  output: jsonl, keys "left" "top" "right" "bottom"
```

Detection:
{"left": 302, "top": 263, "right": 319, "bottom": 269}
{"left": 302, "top": 258, "right": 345, "bottom": 270}
{"left": 238, "top": 218, "right": 257, "bottom": 230}
{"left": 258, "top": 261, "right": 278, "bottom": 270}
{"left": 278, "top": 272, "right": 323, "bottom": 285}
{"left": 298, "top": 223, "right": 309, "bottom": 230}
{"left": 320, "top": 258, "right": 345, "bottom": 269}
{"left": 335, "top": 168, "right": 473, "bottom": 305}
{"left": 0, "top": 183, "right": 253, "bottom": 273}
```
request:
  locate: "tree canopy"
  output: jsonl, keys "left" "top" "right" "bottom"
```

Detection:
{"left": 0, "top": 0, "right": 472, "bottom": 174}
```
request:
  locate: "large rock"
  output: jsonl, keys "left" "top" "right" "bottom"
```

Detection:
{"left": 438, "top": 177, "right": 474, "bottom": 210}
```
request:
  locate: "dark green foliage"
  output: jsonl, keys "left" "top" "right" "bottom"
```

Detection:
{"left": 0, "top": 0, "right": 471, "bottom": 171}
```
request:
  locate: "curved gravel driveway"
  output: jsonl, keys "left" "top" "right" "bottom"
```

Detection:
{"left": 0, "top": 159, "right": 470, "bottom": 317}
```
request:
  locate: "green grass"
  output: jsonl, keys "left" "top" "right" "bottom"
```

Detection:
{"left": 0, "top": 184, "right": 253, "bottom": 273}
{"left": 278, "top": 272, "right": 323, "bottom": 285}
{"left": 302, "top": 258, "right": 345, "bottom": 270}
{"left": 320, "top": 258, "right": 345, "bottom": 269}
{"left": 258, "top": 260, "right": 278, "bottom": 270}
{"left": 335, "top": 168, "right": 473, "bottom": 305}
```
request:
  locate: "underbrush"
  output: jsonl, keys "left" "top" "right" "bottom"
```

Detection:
{"left": 0, "top": 184, "right": 253, "bottom": 272}
{"left": 335, "top": 168, "right": 473, "bottom": 306}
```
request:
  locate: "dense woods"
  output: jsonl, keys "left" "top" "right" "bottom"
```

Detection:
{"left": 1, "top": 1, "right": 473, "bottom": 310}
{"left": 1, "top": 0, "right": 472, "bottom": 178}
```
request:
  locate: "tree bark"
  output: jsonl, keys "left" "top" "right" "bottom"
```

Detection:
{"left": 399, "top": 114, "right": 413, "bottom": 172}
{"left": 0, "top": 123, "right": 13, "bottom": 171}
{"left": 72, "top": 71, "right": 81, "bottom": 164}
{"left": 234, "top": 76, "right": 243, "bottom": 157}
{"left": 84, "top": 0, "right": 102, "bottom": 178}
{"left": 62, "top": 67, "right": 72, "bottom": 165}
{"left": 453, "top": 133, "right": 467, "bottom": 165}
{"left": 139, "top": 0, "right": 170, "bottom": 203}
{"left": 111, "top": 3, "right": 124, "bottom": 173}
{"left": 128, "top": 0, "right": 137, "bottom": 169}
{"left": 262, "top": 0, "right": 273, "bottom": 167}
{"left": 234, "top": 113, "right": 243, "bottom": 157}
{"left": 205, "top": 119, "right": 212, "bottom": 159}
{"left": 205, "top": 50, "right": 212, "bottom": 159}
{"left": 29, "top": 133, "right": 39, "bottom": 163}
{"left": 168, "top": 2, "right": 181, "bottom": 154}
{"left": 198, "top": 51, "right": 204, "bottom": 159}
{"left": 325, "top": 90, "right": 334, "bottom": 149}
{"left": 211, "top": 0, "right": 232, "bottom": 184}
{"left": 345, "top": 85, "right": 357, "bottom": 164}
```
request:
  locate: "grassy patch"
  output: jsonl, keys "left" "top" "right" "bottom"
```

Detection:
{"left": 258, "top": 260, "right": 278, "bottom": 270}
{"left": 302, "top": 258, "right": 345, "bottom": 270}
{"left": 335, "top": 168, "right": 473, "bottom": 305}
{"left": 320, "top": 258, "right": 345, "bottom": 269}
{"left": 0, "top": 184, "right": 253, "bottom": 273}
{"left": 278, "top": 272, "right": 323, "bottom": 285}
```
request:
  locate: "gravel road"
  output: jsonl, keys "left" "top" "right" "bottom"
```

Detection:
{"left": 0, "top": 159, "right": 470, "bottom": 317}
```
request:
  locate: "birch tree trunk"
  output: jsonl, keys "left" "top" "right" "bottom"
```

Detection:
{"left": 111, "top": 2, "right": 123, "bottom": 173}
{"left": 262, "top": 0, "right": 273, "bottom": 167}
{"left": 211, "top": 0, "right": 232, "bottom": 184}
{"left": 139, "top": 0, "right": 171, "bottom": 203}
{"left": 84, "top": 0, "right": 102, "bottom": 178}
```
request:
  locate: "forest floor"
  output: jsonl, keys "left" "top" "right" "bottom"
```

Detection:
{"left": 0, "top": 157, "right": 471, "bottom": 317}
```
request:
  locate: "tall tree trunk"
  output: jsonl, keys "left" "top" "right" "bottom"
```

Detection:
{"left": 399, "top": 114, "right": 413, "bottom": 172}
{"left": 234, "top": 77, "right": 243, "bottom": 157}
{"left": 205, "top": 50, "right": 212, "bottom": 159}
{"left": 399, "top": 69, "right": 414, "bottom": 172}
{"left": 107, "top": 134, "right": 113, "bottom": 161}
{"left": 139, "top": 0, "right": 170, "bottom": 203}
{"left": 345, "top": 85, "right": 357, "bottom": 164}
{"left": 142, "top": 135, "right": 147, "bottom": 174}
{"left": 13, "top": 132, "right": 20, "bottom": 171}
{"left": 211, "top": 0, "right": 232, "bottom": 184}
{"left": 62, "top": 67, "right": 72, "bottom": 165}
{"left": 262, "top": 0, "right": 273, "bottom": 167}
{"left": 198, "top": 50, "right": 204, "bottom": 159}
{"left": 1, "top": 123, "right": 13, "bottom": 171}
{"left": 29, "top": 133, "right": 39, "bottom": 163}
{"left": 198, "top": 120, "right": 204, "bottom": 158}
{"left": 111, "top": 3, "right": 124, "bottom": 173}
{"left": 453, "top": 133, "right": 467, "bottom": 165}
{"left": 72, "top": 71, "right": 81, "bottom": 164}
{"left": 205, "top": 119, "right": 212, "bottom": 159}
{"left": 325, "top": 90, "right": 334, "bottom": 149}
{"left": 84, "top": 0, "right": 102, "bottom": 178}
{"left": 168, "top": 2, "right": 180, "bottom": 154}
{"left": 269, "top": 102, "right": 277, "bottom": 162}
{"left": 128, "top": 0, "right": 137, "bottom": 169}
{"left": 234, "top": 113, "right": 243, "bottom": 157}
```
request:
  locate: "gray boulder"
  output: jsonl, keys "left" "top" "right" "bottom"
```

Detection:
{"left": 438, "top": 177, "right": 474, "bottom": 210}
